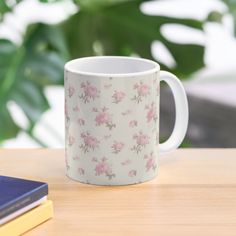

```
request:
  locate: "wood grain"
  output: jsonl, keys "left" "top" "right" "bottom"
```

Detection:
{"left": 0, "top": 149, "right": 236, "bottom": 236}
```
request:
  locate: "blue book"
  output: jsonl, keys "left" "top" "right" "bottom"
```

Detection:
{"left": 0, "top": 176, "right": 48, "bottom": 220}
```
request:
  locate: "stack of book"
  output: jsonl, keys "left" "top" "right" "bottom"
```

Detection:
{"left": 0, "top": 175, "right": 53, "bottom": 235}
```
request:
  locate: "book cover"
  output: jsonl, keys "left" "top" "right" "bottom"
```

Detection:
{"left": 0, "top": 175, "right": 48, "bottom": 219}
{"left": 0, "top": 200, "right": 53, "bottom": 236}
{"left": 0, "top": 196, "right": 47, "bottom": 225}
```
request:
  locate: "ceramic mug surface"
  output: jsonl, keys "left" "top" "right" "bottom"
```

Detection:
{"left": 64, "top": 56, "right": 188, "bottom": 185}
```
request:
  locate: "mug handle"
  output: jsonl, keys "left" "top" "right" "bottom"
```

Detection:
{"left": 159, "top": 71, "right": 189, "bottom": 154}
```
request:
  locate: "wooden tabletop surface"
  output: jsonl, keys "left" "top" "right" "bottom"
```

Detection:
{"left": 0, "top": 149, "right": 236, "bottom": 236}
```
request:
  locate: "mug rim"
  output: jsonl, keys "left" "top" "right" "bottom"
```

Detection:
{"left": 64, "top": 56, "right": 160, "bottom": 77}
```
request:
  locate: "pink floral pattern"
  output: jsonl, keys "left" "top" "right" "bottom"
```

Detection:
{"left": 79, "top": 81, "right": 100, "bottom": 103}
{"left": 80, "top": 132, "right": 100, "bottom": 153}
{"left": 145, "top": 103, "right": 157, "bottom": 123}
{"left": 111, "top": 141, "right": 124, "bottom": 154}
{"left": 65, "top": 74, "right": 161, "bottom": 184}
{"left": 93, "top": 157, "right": 115, "bottom": 180}
{"left": 128, "top": 170, "right": 137, "bottom": 177}
{"left": 131, "top": 131, "right": 150, "bottom": 153}
{"left": 93, "top": 107, "right": 116, "bottom": 130}
{"left": 144, "top": 152, "right": 157, "bottom": 172}
{"left": 132, "top": 81, "right": 150, "bottom": 103}
{"left": 112, "top": 90, "right": 126, "bottom": 103}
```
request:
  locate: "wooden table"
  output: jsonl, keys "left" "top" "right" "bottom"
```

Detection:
{"left": 1, "top": 149, "right": 236, "bottom": 236}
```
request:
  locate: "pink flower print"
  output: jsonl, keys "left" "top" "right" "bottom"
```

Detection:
{"left": 93, "top": 107, "right": 116, "bottom": 130}
{"left": 131, "top": 131, "right": 150, "bottom": 153}
{"left": 129, "top": 120, "right": 138, "bottom": 128}
{"left": 144, "top": 152, "right": 157, "bottom": 172}
{"left": 77, "top": 118, "right": 85, "bottom": 126}
{"left": 132, "top": 81, "right": 150, "bottom": 103}
{"left": 80, "top": 81, "right": 100, "bottom": 103}
{"left": 128, "top": 170, "right": 137, "bottom": 177}
{"left": 112, "top": 90, "right": 126, "bottom": 104}
{"left": 121, "top": 159, "right": 131, "bottom": 166}
{"left": 78, "top": 167, "right": 85, "bottom": 175}
{"left": 68, "top": 135, "right": 75, "bottom": 146}
{"left": 95, "top": 111, "right": 110, "bottom": 125}
{"left": 80, "top": 132, "right": 100, "bottom": 153}
{"left": 111, "top": 141, "right": 124, "bottom": 154}
{"left": 93, "top": 157, "right": 115, "bottom": 180}
{"left": 68, "top": 86, "right": 75, "bottom": 98}
{"left": 145, "top": 103, "right": 157, "bottom": 123}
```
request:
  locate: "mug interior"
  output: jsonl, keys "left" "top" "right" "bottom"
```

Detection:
{"left": 65, "top": 56, "right": 159, "bottom": 76}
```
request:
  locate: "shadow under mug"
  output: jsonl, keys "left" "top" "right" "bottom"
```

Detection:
{"left": 64, "top": 56, "right": 188, "bottom": 185}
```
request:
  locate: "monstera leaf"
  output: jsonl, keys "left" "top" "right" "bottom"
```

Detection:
{"left": 0, "top": 24, "right": 68, "bottom": 143}
{"left": 63, "top": 0, "right": 204, "bottom": 78}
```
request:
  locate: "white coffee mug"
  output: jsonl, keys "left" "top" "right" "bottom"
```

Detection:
{"left": 64, "top": 56, "right": 188, "bottom": 185}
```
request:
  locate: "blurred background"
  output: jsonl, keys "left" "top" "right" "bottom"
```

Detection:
{"left": 0, "top": 0, "right": 235, "bottom": 148}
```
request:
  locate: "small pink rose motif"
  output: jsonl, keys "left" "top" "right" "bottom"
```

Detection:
{"left": 112, "top": 90, "right": 126, "bottom": 103}
{"left": 77, "top": 118, "right": 85, "bottom": 126}
{"left": 128, "top": 170, "right": 137, "bottom": 177}
{"left": 93, "top": 157, "right": 115, "bottom": 180}
{"left": 93, "top": 107, "right": 116, "bottom": 130}
{"left": 132, "top": 81, "right": 150, "bottom": 103}
{"left": 111, "top": 141, "right": 124, "bottom": 154}
{"left": 80, "top": 132, "right": 100, "bottom": 153}
{"left": 144, "top": 152, "right": 157, "bottom": 172}
{"left": 79, "top": 81, "right": 100, "bottom": 103}
{"left": 68, "top": 135, "right": 75, "bottom": 146}
{"left": 131, "top": 131, "right": 150, "bottom": 153}
{"left": 68, "top": 86, "right": 75, "bottom": 98}
{"left": 78, "top": 167, "right": 85, "bottom": 175}
{"left": 145, "top": 102, "right": 157, "bottom": 123}
{"left": 129, "top": 120, "right": 138, "bottom": 128}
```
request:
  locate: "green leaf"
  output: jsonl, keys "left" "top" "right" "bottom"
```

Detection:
{"left": 0, "top": 24, "right": 68, "bottom": 141}
{"left": 62, "top": 0, "right": 204, "bottom": 77}
{"left": 0, "top": 104, "right": 19, "bottom": 142}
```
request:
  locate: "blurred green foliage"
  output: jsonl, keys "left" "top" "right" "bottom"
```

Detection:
{"left": 0, "top": 0, "right": 206, "bottom": 145}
